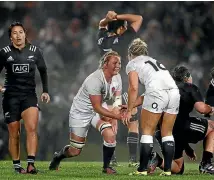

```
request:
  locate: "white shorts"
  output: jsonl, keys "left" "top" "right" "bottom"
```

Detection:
{"left": 69, "top": 103, "right": 108, "bottom": 137}
{"left": 142, "top": 89, "right": 180, "bottom": 114}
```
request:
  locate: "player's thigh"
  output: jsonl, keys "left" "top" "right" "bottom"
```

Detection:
{"left": 186, "top": 117, "right": 208, "bottom": 143}
{"left": 207, "top": 120, "right": 214, "bottom": 135}
{"left": 2, "top": 94, "right": 21, "bottom": 124}
{"left": 164, "top": 89, "right": 180, "bottom": 115}
{"left": 161, "top": 112, "right": 177, "bottom": 136}
{"left": 20, "top": 93, "right": 39, "bottom": 131}
{"left": 91, "top": 112, "right": 114, "bottom": 137}
{"left": 20, "top": 93, "right": 38, "bottom": 113}
{"left": 140, "top": 108, "right": 162, "bottom": 135}
{"left": 69, "top": 113, "right": 91, "bottom": 139}
{"left": 141, "top": 92, "right": 165, "bottom": 135}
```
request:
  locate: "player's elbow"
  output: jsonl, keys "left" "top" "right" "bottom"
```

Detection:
{"left": 195, "top": 102, "right": 210, "bottom": 114}
{"left": 93, "top": 104, "right": 102, "bottom": 114}
{"left": 138, "top": 15, "right": 143, "bottom": 24}
{"left": 129, "top": 86, "right": 138, "bottom": 92}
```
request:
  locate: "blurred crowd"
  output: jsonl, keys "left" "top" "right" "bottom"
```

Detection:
{"left": 0, "top": 1, "right": 213, "bottom": 160}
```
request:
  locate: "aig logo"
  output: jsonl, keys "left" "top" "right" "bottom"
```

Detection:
{"left": 12, "top": 64, "right": 29, "bottom": 73}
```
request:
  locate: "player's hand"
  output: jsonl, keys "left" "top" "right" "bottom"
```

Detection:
{"left": 185, "top": 149, "right": 197, "bottom": 161}
{"left": 209, "top": 107, "right": 214, "bottom": 116}
{"left": 0, "top": 85, "right": 5, "bottom": 93}
{"left": 106, "top": 11, "right": 117, "bottom": 21}
{"left": 41, "top": 93, "right": 50, "bottom": 103}
{"left": 110, "top": 119, "right": 118, "bottom": 135}
{"left": 119, "top": 104, "right": 128, "bottom": 109}
{"left": 122, "top": 111, "right": 132, "bottom": 126}
{"left": 187, "top": 151, "right": 197, "bottom": 161}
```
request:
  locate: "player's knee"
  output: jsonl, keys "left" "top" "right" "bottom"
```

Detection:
{"left": 98, "top": 122, "right": 112, "bottom": 135}
{"left": 174, "top": 162, "right": 184, "bottom": 175}
{"left": 102, "top": 128, "right": 116, "bottom": 143}
{"left": 9, "top": 132, "right": 20, "bottom": 140}
{"left": 69, "top": 139, "right": 85, "bottom": 156}
{"left": 128, "top": 120, "right": 139, "bottom": 133}
{"left": 103, "top": 140, "right": 116, "bottom": 148}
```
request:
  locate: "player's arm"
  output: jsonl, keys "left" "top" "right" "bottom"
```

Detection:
{"left": 126, "top": 61, "right": 139, "bottom": 113}
{"left": 89, "top": 95, "right": 121, "bottom": 120}
{"left": 0, "top": 50, "right": 6, "bottom": 92}
{"left": 192, "top": 84, "right": 213, "bottom": 115}
{"left": 87, "top": 78, "right": 121, "bottom": 120}
{"left": 36, "top": 48, "right": 49, "bottom": 93}
{"left": 127, "top": 71, "right": 139, "bottom": 113}
{"left": 99, "top": 11, "right": 117, "bottom": 29}
{"left": 116, "top": 13, "right": 143, "bottom": 32}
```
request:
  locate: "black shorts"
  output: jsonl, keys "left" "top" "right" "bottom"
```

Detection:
{"left": 173, "top": 116, "right": 208, "bottom": 159}
{"left": 2, "top": 92, "right": 38, "bottom": 124}
{"left": 185, "top": 117, "right": 208, "bottom": 143}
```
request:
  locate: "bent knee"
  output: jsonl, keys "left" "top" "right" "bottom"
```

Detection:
{"left": 103, "top": 140, "right": 116, "bottom": 148}
{"left": 69, "top": 139, "right": 85, "bottom": 156}
{"left": 102, "top": 129, "right": 115, "bottom": 143}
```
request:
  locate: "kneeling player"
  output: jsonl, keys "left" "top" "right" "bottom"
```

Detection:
{"left": 149, "top": 66, "right": 214, "bottom": 175}
{"left": 49, "top": 51, "right": 124, "bottom": 174}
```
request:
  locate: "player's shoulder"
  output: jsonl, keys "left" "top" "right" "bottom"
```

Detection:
{"left": 28, "top": 44, "right": 40, "bottom": 53}
{"left": 183, "top": 82, "right": 199, "bottom": 92}
{"left": 0, "top": 45, "right": 12, "bottom": 54}
{"left": 86, "top": 70, "right": 103, "bottom": 83}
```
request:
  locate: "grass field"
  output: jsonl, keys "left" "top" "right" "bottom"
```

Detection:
{"left": 0, "top": 161, "right": 212, "bottom": 180}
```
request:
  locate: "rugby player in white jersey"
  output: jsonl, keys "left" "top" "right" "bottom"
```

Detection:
{"left": 123, "top": 38, "right": 180, "bottom": 176}
{"left": 49, "top": 51, "right": 124, "bottom": 174}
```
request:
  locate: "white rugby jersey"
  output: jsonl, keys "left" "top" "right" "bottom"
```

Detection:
{"left": 126, "top": 55, "right": 178, "bottom": 93}
{"left": 71, "top": 69, "right": 122, "bottom": 114}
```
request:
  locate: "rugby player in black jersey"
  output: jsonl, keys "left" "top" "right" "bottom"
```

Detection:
{"left": 97, "top": 11, "right": 142, "bottom": 167}
{"left": 205, "top": 67, "right": 214, "bottom": 110}
{"left": 149, "top": 66, "right": 214, "bottom": 175}
{"left": 0, "top": 22, "right": 50, "bottom": 174}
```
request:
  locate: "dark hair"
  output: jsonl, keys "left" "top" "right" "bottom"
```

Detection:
{"left": 8, "top": 21, "right": 26, "bottom": 38}
{"left": 171, "top": 66, "right": 191, "bottom": 82}
{"left": 108, "top": 20, "right": 127, "bottom": 33}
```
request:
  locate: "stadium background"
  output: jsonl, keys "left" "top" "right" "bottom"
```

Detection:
{"left": 0, "top": 1, "right": 213, "bottom": 162}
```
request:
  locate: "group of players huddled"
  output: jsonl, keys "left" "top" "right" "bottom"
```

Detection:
{"left": 0, "top": 10, "right": 213, "bottom": 176}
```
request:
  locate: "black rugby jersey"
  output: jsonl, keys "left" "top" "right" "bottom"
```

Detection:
{"left": 205, "top": 79, "right": 214, "bottom": 106}
{"left": 0, "top": 44, "right": 48, "bottom": 94}
{"left": 173, "top": 82, "right": 203, "bottom": 133}
{"left": 97, "top": 26, "right": 136, "bottom": 59}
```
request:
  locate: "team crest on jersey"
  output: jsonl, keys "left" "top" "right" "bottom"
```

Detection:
{"left": 27, "top": 55, "right": 34, "bottom": 61}
{"left": 112, "top": 87, "right": 115, "bottom": 93}
{"left": 12, "top": 64, "right": 29, "bottom": 73}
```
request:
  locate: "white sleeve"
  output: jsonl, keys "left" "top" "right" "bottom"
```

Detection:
{"left": 126, "top": 61, "right": 137, "bottom": 75}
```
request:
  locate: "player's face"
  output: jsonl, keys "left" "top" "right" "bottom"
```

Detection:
{"left": 186, "top": 76, "right": 193, "bottom": 84}
{"left": 10, "top": 26, "right": 26, "bottom": 47}
{"left": 106, "top": 56, "right": 121, "bottom": 75}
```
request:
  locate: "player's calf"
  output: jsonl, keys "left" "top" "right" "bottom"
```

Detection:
{"left": 101, "top": 124, "right": 117, "bottom": 173}
{"left": 49, "top": 139, "right": 85, "bottom": 170}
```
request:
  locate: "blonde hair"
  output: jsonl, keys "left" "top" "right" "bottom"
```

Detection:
{"left": 99, "top": 50, "right": 121, "bottom": 69}
{"left": 128, "top": 38, "right": 148, "bottom": 57}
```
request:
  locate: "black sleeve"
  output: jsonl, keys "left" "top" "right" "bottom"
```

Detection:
{"left": 0, "top": 50, "right": 6, "bottom": 73}
{"left": 184, "top": 143, "right": 194, "bottom": 155}
{"left": 205, "top": 82, "right": 214, "bottom": 106}
{"left": 191, "top": 84, "right": 203, "bottom": 103}
{"left": 36, "top": 48, "right": 48, "bottom": 93}
{"left": 97, "top": 28, "right": 107, "bottom": 41}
